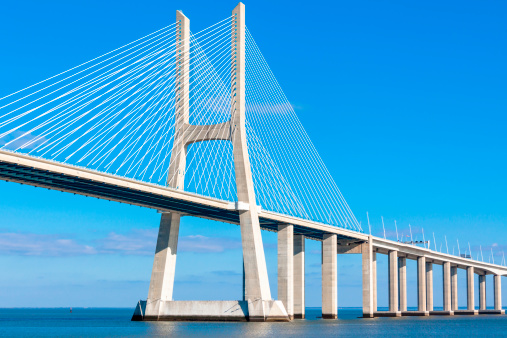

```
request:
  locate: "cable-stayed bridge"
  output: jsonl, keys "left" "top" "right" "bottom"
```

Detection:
{"left": 1, "top": 2, "right": 506, "bottom": 322}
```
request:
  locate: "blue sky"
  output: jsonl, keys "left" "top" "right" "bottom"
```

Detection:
{"left": 0, "top": 0, "right": 506, "bottom": 309}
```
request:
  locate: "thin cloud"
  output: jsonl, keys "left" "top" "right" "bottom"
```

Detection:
{"left": 0, "top": 130, "right": 47, "bottom": 151}
{"left": 0, "top": 232, "right": 97, "bottom": 256}
{"left": 0, "top": 230, "right": 242, "bottom": 257}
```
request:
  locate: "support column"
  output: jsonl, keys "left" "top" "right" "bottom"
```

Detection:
{"left": 362, "top": 236, "right": 374, "bottom": 318}
{"left": 146, "top": 212, "right": 181, "bottom": 315}
{"left": 479, "top": 275, "right": 486, "bottom": 310}
{"left": 426, "top": 262, "right": 433, "bottom": 311}
{"left": 417, "top": 257, "right": 427, "bottom": 312}
{"left": 322, "top": 234, "right": 337, "bottom": 319}
{"left": 451, "top": 266, "right": 458, "bottom": 310}
{"left": 398, "top": 257, "right": 407, "bottom": 312}
{"left": 278, "top": 224, "right": 293, "bottom": 319}
{"left": 443, "top": 262, "right": 451, "bottom": 311}
{"left": 373, "top": 251, "right": 377, "bottom": 312}
{"left": 293, "top": 235, "right": 305, "bottom": 319}
{"left": 467, "top": 266, "right": 475, "bottom": 311}
{"left": 494, "top": 275, "right": 502, "bottom": 311}
{"left": 388, "top": 250, "right": 399, "bottom": 312}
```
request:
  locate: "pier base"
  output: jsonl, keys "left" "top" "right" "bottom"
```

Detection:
{"left": 401, "top": 311, "right": 429, "bottom": 316}
{"left": 454, "top": 309, "right": 478, "bottom": 315}
{"left": 132, "top": 300, "right": 289, "bottom": 322}
{"left": 374, "top": 311, "right": 402, "bottom": 317}
{"left": 478, "top": 309, "right": 505, "bottom": 315}
{"left": 429, "top": 310, "right": 454, "bottom": 316}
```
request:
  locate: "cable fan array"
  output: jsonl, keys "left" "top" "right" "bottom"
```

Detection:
{"left": 0, "top": 17, "right": 238, "bottom": 201}
{"left": 0, "top": 16, "right": 362, "bottom": 232}
{"left": 245, "top": 28, "right": 362, "bottom": 232}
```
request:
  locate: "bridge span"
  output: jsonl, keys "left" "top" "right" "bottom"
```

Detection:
{"left": 0, "top": 1, "right": 505, "bottom": 323}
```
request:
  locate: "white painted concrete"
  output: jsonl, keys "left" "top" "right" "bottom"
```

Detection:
{"left": 451, "top": 266, "right": 458, "bottom": 310}
{"left": 443, "top": 262, "right": 451, "bottom": 311}
{"left": 479, "top": 275, "right": 486, "bottom": 310}
{"left": 293, "top": 235, "right": 305, "bottom": 319}
{"left": 426, "top": 262, "right": 433, "bottom": 311}
{"left": 467, "top": 266, "right": 475, "bottom": 311}
{"left": 322, "top": 234, "right": 337, "bottom": 319}
{"left": 362, "top": 238, "right": 374, "bottom": 318}
{"left": 146, "top": 212, "right": 181, "bottom": 317}
{"left": 388, "top": 250, "right": 398, "bottom": 312}
{"left": 494, "top": 275, "right": 502, "bottom": 311}
{"left": 398, "top": 257, "right": 407, "bottom": 312}
{"left": 417, "top": 256, "right": 426, "bottom": 312}
{"left": 278, "top": 224, "right": 293, "bottom": 319}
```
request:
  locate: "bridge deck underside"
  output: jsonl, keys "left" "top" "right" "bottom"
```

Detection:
{"left": 0, "top": 160, "right": 352, "bottom": 241}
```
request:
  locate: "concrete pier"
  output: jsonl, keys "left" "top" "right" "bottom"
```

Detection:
{"left": 398, "top": 257, "right": 407, "bottom": 312}
{"left": 494, "top": 275, "right": 504, "bottom": 312}
{"left": 443, "top": 262, "right": 452, "bottom": 313}
{"left": 372, "top": 251, "right": 377, "bottom": 312}
{"left": 417, "top": 256, "right": 427, "bottom": 312}
{"left": 362, "top": 238, "right": 375, "bottom": 318}
{"left": 278, "top": 224, "right": 294, "bottom": 319}
{"left": 426, "top": 262, "right": 433, "bottom": 311}
{"left": 322, "top": 234, "right": 337, "bottom": 319}
{"left": 388, "top": 250, "right": 399, "bottom": 313}
{"left": 467, "top": 267, "right": 475, "bottom": 311}
{"left": 293, "top": 235, "right": 305, "bottom": 319}
{"left": 451, "top": 266, "right": 458, "bottom": 310}
{"left": 479, "top": 275, "right": 486, "bottom": 311}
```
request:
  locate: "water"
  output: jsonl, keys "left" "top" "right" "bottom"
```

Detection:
{"left": 2, "top": 307, "right": 507, "bottom": 337}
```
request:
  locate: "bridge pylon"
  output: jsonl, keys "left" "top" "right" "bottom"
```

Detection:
{"left": 133, "top": 2, "right": 289, "bottom": 322}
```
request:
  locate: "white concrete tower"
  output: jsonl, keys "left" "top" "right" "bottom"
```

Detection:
{"left": 140, "top": 2, "right": 289, "bottom": 322}
{"left": 231, "top": 2, "right": 276, "bottom": 320}
{"left": 145, "top": 10, "right": 190, "bottom": 317}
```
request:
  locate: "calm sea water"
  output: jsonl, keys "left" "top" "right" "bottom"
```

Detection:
{"left": 2, "top": 307, "right": 507, "bottom": 337}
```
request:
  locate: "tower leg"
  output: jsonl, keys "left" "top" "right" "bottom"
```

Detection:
{"left": 145, "top": 212, "right": 181, "bottom": 318}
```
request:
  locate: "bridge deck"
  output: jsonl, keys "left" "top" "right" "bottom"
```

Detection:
{"left": 0, "top": 150, "right": 362, "bottom": 241}
{"left": 2, "top": 149, "right": 506, "bottom": 275}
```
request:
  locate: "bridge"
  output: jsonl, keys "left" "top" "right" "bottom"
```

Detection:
{"left": 0, "top": 2, "right": 505, "bottom": 322}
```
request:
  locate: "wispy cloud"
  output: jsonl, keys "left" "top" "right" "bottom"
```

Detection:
{"left": 0, "top": 230, "right": 242, "bottom": 257}
{"left": 0, "top": 130, "right": 47, "bottom": 151}
{"left": 179, "top": 235, "right": 241, "bottom": 253}
{"left": 0, "top": 233, "right": 97, "bottom": 256}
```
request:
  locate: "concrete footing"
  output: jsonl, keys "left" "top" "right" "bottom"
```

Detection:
{"left": 478, "top": 309, "right": 505, "bottom": 315}
{"left": 454, "top": 309, "right": 479, "bottom": 315}
{"left": 132, "top": 300, "right": 290, "bottom": 322}
{"left": 429, "top": 310, "right": 454, "bottom": 315}
{"left": 402, "top": 311, "right": 429, "bottom": 316}
{"left": 374, "top": 311, "right": 402, "bottom": 317}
